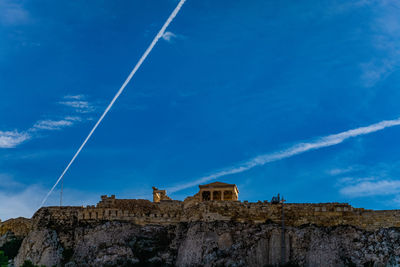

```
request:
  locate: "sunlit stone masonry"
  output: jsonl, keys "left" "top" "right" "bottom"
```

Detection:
{"left": 54, "top": 181, "right": 400, "bottom": 231}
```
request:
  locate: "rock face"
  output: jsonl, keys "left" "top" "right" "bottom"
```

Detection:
{"left": 0, "top": 231, "right": 17, "bottom": 247}
{"left": 14, "top": 229, "right": 63, "bottom": 267}
{"left": 0, "top": 217, "right": 32, "bottom": 238}
{"left": 12, "top": 207, "right": 400, "bottom": 267}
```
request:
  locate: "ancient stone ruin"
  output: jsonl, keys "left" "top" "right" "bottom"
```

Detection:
{"left": 56, "top": 181, "right": 400, "bottom": 231}
{"left": 5, "top": 181, "right": 400, "bottom": 266}
{"left": 198, "top": 182, "right": 239, "bottom": 201}
{"left": 152, "top": 187, "right": 172, "bottom": 202}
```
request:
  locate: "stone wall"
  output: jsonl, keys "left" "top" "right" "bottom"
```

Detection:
{"left": 9, "top": 198, "right": 400, "bottom": 266}
{"left": 53, "top": 196, "right": 400, "bottom": 230}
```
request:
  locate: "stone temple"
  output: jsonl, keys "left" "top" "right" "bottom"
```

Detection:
{"left": 152, "top": 181, "right": 239, "bottom": 203}
{"left": 10, "top": 183, "right": 400, "bottom": 267}
{"left": 198, "top": 182, "right": 239, "bottom": 201}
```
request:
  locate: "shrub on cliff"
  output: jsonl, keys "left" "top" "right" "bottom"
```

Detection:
{"left": 21, "top": 261, "right": 35, "bottom": 267}
{"left": 20, "top": 260, "right": 46, "bottom": 267}
{"left": 264, "top": 263, "right": 300, "bottom": 267}
{"left": 0, "top": 251, "right": 8, "bottom": 267}
{"left": 0, "top": 238, "right": 22, "bottom": 259}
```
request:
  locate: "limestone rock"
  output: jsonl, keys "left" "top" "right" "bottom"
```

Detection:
{"left": 0, "top": 231, "right": 16, "bottom": 247}
{"left": 11, "top": 206, "right": 400, "bottom": 266}
{"left": 14, "top": 229, "right": 63, "bottom": 267}
{"left": 0, "top": 217, "right": 31, "bottom": 238}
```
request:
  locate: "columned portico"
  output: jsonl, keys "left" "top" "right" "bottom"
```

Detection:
{"left": 199, "top": 182, "right": 239, "bottom": 202}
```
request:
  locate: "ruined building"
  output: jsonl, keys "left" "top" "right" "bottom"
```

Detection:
{"left": 10, "top": 181, "right": 400, "bottom": 267}
{"left": 152, "top": 187, "right": 172, "bottom": 202}
{"left": 63, "top": 181, "right": 400, "bottom": 231}
{"left": 198, "top": 182, "right": 239, "bottom": 201}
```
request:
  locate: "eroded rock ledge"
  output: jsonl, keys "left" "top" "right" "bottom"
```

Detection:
{"left": 8, "top": 201, "right": 400, "bottom": 266}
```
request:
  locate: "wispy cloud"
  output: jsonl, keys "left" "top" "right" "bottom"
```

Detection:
{"left": 162, "top": 31, "right": 177, "bottom": 42}
{"left": 0, "top": 185, "right": 45, "bottom": 220}
{"left": 340, "top": 178, "right": 400, "bottom": 197}
{"left": 0, "top": 130, "right": 30, "bottom": 148}
{"left": 392, "top": 195, "right": 400, "bottom": 205}
{"left": 59, "top": 95, "right": 96, "bottom": 113}
{"left": 59, "top": 101, "right": 94, "bottom": 113}
{"left": 360, "top": 2, "right": 400, "bottom": 87}
{"left": 31, "top": 116, "right": 81, "bottom": 131}
{"left": 0, "top": 176, "right": 99, "bottom": 221}
{"left": 361, "top": 60, "right": 396, "bottom": 88}
{"left": 0, "top": 173, "right": 46, "bottom": 219}
{"left": 32, "top": 118, "right": 75, "bottom": 131}
{"left": 334, "top": 161, "right": 400, "bottom": 202}
{"left": 63, "top": 95, "right": 85, "bottom": 100}
{"left": 0, "top": 173, "right": 23, "bottom": 188}
{"left": 0, "top": 95, "right": 93, "bottom": 148}
{"left": 0, "top": 0, "right": 29, "bottom": 26}
{"left": 328, "top": 166, "right": 359, "bottom": 176}
{"left": 168, "top": 117, "right": 400, "bottom": 193}
{"left": 162, "top": 31, "right": 186, "bottom": 43}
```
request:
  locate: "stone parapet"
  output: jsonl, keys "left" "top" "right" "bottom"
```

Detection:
{"left": 37, "top": 196, "right": 400, "bottom": 231}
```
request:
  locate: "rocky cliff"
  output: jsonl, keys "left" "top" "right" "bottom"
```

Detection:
{"left": 0, "top": 218, "right": 31, "bottom": 238}
{"left": 5, "top": 206, "right": 400, "bottom": 267}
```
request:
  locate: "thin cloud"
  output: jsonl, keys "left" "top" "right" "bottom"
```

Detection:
{"left": 0, "top": 94, "right": 92, "bottom": 149}
{"left": 32, "top": 118, "right": 77, "bottom": 131}
{"left": 392, "top": 195, "right": 400, "bottom": 205}
{"left": 0, "top": 130, "right": 30, "bottom": 148}
{"left": 162, "top": 31, "right": 177, "bottom": 42}
{"left": 0, "top": 182, "right": 99, "bottom": 221}
{"left": 340, "top": 179, "right": 400, "bottom": 197}
{"left": 328, "top": 166, "right": 358, "bottom": 176}
{"left": 336, "top": 176, "right": 376, "bottom": 186}
{"left": 64, "top": 95, "right": 85, "bottom": 100}
{"left": 59, "top": 95, "right": 96, "bottom": 113}
{"left": 59, "top": 100, "right": 95, "bottom": 113}
{"left": 0, "top": 185, "right": 44, "bottom": 220}
{"left": 360, "top": 2, "right": 400, "bottom": 87}
{"left": 0, "top": 0, "right": 29, "bottom": 26}
{"left": 168, "top": 117, "right": 400, "bottom": 193}
{"left": 360, "top": 60, "right": 396, "bottom": 88}
{"left": 0, "top": 173, "right": 23, "bottom": 188}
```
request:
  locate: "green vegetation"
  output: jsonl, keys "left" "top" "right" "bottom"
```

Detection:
{"left": 0, "top": 238, "right": 23, "bottom": 259}
{"left": 20, "top": 260, "right": 46, "bottom": 267}
{"left": 0, "top": 251, "right": 8, "bottom": 267}
{"left": 61, "top": 248, "right": 74, "bottom": 265}
{"left": 264, "top": 263, "right": 300, "bottom": 267}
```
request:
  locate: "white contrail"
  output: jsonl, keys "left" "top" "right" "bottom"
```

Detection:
{"left": 40, "top": 0, "right": 187, "bottom": 208}
{"left": 167, "top": 117, "right": 400, "bottom": 193}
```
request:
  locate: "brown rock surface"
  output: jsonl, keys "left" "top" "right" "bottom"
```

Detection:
{"left": 14, "top": 229, "right": 63, "bottom": 267}
{"left": 8, "top": 201, "right": 400, "bottom": 266}
{"left": 11, "top": 207, "right": 400, "bottom": 266}
{"left": 0, "top": 217, "right": 32, "bottom": 238}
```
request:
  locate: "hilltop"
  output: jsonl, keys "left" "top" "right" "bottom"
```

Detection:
{"left": 1, "top": 183, "right": 400, "bottom": 266}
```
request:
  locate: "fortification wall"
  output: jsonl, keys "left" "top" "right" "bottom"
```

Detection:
{"left": 205, "top": 202, "right": 400, "bottom": 230}
{"left": 69, "top": 196, "right": 400, "bottom": 230}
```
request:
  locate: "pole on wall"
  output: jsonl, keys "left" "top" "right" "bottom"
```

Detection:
{"left": 281, "top": 197, "right": 286, "bottom": 264}
{"left": 60, "top": 177, "right": 63, "bottom": 207}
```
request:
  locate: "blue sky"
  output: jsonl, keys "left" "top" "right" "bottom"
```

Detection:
{"left": 1, "top": 0, "right": 400, "bottom": 220}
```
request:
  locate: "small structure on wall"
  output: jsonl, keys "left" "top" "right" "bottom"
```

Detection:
{"left": 198, "top": 182, "right": 239, "bottom": 201}
{"left": 152, "top": 187, "right": 172, "bottom": 202}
